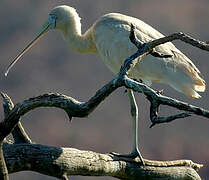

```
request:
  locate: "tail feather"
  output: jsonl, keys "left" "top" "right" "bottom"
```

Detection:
{"left": 194, "top": 84, "right": 206, "bottom": 92}
{"left": 182, "top": 86, "right": 202, "bottom": 99}
{"left": 168, "top": 66, "right": 206, "bottom": 98}
{"left": 168, "top": 78, "right": 205, "bottom": 99}
{"left": 194, "top": 79, "right": 206, "bottom": 92}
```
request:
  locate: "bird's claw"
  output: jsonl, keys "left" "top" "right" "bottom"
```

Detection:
{"left": 110, "top": 151, "right": 145, "bottom": 166}
{"left": 157, "top": 89, "right": 164, "bottom": 95}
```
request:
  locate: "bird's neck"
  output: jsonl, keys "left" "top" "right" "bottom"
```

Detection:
{"left": 61, "top": 19, "right": 97, "bottom": 54}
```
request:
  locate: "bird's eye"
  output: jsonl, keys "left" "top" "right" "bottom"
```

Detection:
{"left": 49, "top": 14, "right": 57, "bottom": 29}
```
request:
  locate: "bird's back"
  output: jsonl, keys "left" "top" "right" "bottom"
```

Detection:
{"left": 91, "top": 13, "right": 205, "bottom": 98}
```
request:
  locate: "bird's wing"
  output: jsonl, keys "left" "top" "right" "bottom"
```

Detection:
{"left": 130, "top": 16, "right": 201, "bottom": 76}
{"left": 130, "top": 16, "right": 205, "bottom": 96}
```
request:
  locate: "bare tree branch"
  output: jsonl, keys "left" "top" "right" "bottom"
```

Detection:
{"left": 129, "top": 24, "right": 209, "bottom": 52}
{"left": 1, "top": 93, "right": 32, "bottom": 144}
{"left": 0, "top": 142, "right": 9, "bottom": 180}
{"left": 3, "top": 143, "right": 202, "bottom": 180}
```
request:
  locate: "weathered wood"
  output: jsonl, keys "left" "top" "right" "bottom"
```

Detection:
{"left": 0, "top": 142, "right": 9, "bottom": 180}
{"left": 3, "top": 143, "right": 202, "bottom": 180}
{"left": 1, "top": 93, "right": 32, "bottom": 144}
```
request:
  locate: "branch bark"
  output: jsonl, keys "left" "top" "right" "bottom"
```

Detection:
{"left": 1, "top": 93, "right": 32, "bottom": 144}
{"left": 3, "top": 143, "right": 202, "bottom": 180}
{"left": 0, "top": 142, "right": 9, "bottom": 180}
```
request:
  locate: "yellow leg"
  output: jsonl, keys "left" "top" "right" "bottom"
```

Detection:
{"left": 127, "top": 89, "right": 144, "bottom": 165}
{"left": 111, "top": 89, "right": 145, "bottom": 166}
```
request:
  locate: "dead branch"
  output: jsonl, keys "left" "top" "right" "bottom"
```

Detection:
{"left": 1, "top": 93, "right": 32, "bottom": 144}
{"left": 3, "top": 142, "right": 202, "bottom": 180}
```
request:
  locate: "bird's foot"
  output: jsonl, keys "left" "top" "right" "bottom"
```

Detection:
{"left": 110, "top": 150, "right": 145, "bottom": 166}
{"left": 157, "top": 89, "right": 164, "bottom": 95}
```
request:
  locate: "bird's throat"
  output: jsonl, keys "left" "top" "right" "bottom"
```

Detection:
{"left": 61, "top": 25, "right": 97, "bottom": 54}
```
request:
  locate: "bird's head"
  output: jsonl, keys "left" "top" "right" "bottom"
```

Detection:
{"left": 5, "top": 5, "right": 78, "bottom": 76}
{"left": 49, "top": 5, "right": 79, "bottom": 30}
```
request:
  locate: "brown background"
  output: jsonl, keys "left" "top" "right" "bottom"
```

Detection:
{"left": 1, "top": 0, "right": 209, "bottom": 179}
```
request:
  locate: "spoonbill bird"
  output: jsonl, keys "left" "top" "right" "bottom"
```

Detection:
{"left": 5, "top": 5, "right": 205, "bottom": 165}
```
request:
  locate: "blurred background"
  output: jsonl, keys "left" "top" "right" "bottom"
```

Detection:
{"left": 1, "top": 0, "right": 209, "bottom": 179}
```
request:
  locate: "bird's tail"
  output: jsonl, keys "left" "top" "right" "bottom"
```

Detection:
{"left": 194, "top": 78, "right": 206, "bottom": 92}
{"left": 170, "top": 77, "right": 205, "bottom": 99}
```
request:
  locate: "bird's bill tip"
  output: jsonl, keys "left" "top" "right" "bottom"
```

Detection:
{"left": 4, "top": 71, "right": 8, "bottom": 77}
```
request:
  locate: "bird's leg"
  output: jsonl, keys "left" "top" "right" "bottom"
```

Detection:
{"left": 111, "top": 89, "right": 145, "bottom": 165}
{"left": 127, "top": 89, "right": 144, "bottom": 164}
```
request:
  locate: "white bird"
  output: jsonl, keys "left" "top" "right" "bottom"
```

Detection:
{"left": 5, "top": 5, "right": 206, "bottom": 165}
